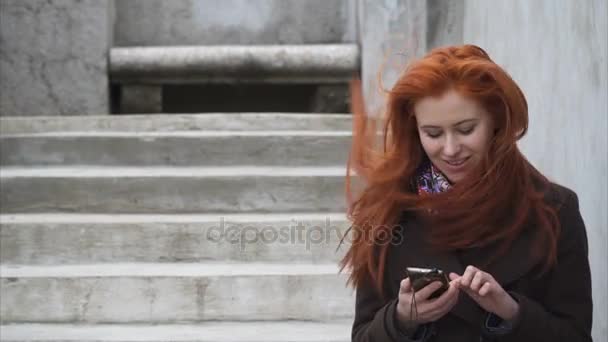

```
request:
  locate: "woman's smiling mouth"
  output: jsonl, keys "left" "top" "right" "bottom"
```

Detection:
{"left": 443, "top": 157, "right": 470, "bottom": 168}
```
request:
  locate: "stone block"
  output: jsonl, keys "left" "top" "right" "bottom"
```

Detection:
{"left": 0, "top": 0, "right": 112, "bottom": 116}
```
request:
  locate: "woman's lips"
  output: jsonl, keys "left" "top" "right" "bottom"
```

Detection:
{"left": 443, "top": 157, "right": 470, "bottom": 170}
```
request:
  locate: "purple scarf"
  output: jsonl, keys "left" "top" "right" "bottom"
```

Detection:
{"left": 415, "top": 160, "right": 452, "bottom": 195}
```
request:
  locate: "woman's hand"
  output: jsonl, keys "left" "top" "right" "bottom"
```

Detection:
{"left": 395, "top": 277, "right": 460, "bottom": 330}
{"left": 450, "top": 265, "right": 520, "bottom": 321}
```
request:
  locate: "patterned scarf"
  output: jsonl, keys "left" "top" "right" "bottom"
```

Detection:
{"left": 415, "top": 159, "right": 452, "bottom": 195}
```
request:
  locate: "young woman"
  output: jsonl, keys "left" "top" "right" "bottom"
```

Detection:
{"left": 341, "top": 45, "right": 593, "bottom": 341}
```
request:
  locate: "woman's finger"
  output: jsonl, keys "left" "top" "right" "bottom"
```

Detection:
{"left": 442, "top": 287, "right": 460, "bottom": 311}
{"left": 470, "top": 271, "right": 485, "bottom": 291}
{"left": 424, "top": 282, "right": 458, "bottom": 312}
{"left": 399, "top": 277, "right": 412, "bottom": 294}
{"left": 414, "top": 281, "right": 445, "bottom": 302}
{"left": 462, "top": 282, "right": 481, "bottom": 295}
{"left": 460, "top": 265, "right": 479, "bottom": 287}
{"left": 425, "top": 286, "right": 459, "bottom": 319}
{"left": 478, "top": 281, "right": 492, "bottom": 296}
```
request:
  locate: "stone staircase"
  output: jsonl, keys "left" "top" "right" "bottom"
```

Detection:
{"left": 0, "top": 113, "right": 355, "bottom": 341}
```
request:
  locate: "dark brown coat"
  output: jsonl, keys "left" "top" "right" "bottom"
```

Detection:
{"left": 351, "top": 184, "right": 593, "bottom": 341}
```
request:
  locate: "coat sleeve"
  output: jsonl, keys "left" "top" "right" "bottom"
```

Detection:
{"left": 352, "top": 270, "right": 432, "bottom": 342}
{"left": 484, "top": 190, "right": 593, "bottom": 342}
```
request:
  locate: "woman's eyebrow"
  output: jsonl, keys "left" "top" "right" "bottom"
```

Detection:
{"left": 420, "top": 118, "right": 478, "bottom": 129}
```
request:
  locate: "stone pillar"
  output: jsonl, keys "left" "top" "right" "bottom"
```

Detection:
{"left": 0, "top": 0, "right": 112, "bottom": 116}
{"left": 358, "top": 0, "right": 427, "bottom": 117}
{"left": 462, "top": 0, "right": 607, "bottom": 340}
{"left": 120, "top": 85, "right": 162, "bottom": 114}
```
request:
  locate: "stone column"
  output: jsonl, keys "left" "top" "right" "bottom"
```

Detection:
{"left": 358, "top": 0, "right": 427, "bottom": 117}
{"left": 0, "top": 0, "right": 113, "bottom": 116}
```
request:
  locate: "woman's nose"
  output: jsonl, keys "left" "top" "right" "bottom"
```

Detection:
{"left": 443, "top": 134, "right": 462, "bottom": 156}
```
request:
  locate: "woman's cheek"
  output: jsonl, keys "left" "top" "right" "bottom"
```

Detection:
{"left": 421, "top": 138, "right": 441, "bottom": 156}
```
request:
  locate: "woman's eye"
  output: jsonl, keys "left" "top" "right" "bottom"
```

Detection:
{"left": 426, "top": 132, "right": 442, "bottom": 138}
{"left": 459, "top": 127, "right": 475, "bottom": 135}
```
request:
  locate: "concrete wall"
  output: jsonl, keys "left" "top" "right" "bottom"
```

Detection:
{"left": 0, "top": 0, "right": 112, "bottom": 116}
{"left": 462, "top": 1, "right": 607, "bottom": 340}
{"left": 358, "top": 0, "right": 427, "bottom": 116}
{"left": 357, "top": 0, "right": 464, "bottom": 115}
{"left": 426, "top": 0, "right": 464, "bottom": 50}
{"left": 114, "top": 0, "right": 357, "bottom": 46}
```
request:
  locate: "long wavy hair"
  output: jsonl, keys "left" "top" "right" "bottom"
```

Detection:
{"left": 340, "top": 45, "right": 560, "bottom": 296}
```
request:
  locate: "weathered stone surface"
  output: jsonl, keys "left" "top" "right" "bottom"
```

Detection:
{"left": 311, "top": 85, "right": 351, "bottom": 113}
{"left": 0, "top": 132, "right": 351, "bottom": 166}
{"left": 0, "top": 321, "right": 352, "bottom": 342}
{"left": 0, "top": 214, "right": 350, "bottom": 264}
{"left": 0, "top": 113, "right": 352, "bottom": 134}
{"left": 359, "top": 0, "right": 427, "bottom": 116}
{"left": 0, "top": 0, "right": 111, "bottom": 116}
{"left": 0, "top": 167, "right": 347, "bottom": 213}
{"left": 110, "top": 45, "right": 360, "bottom": 84}
{"left": 114, "top": 0, "right": 356, "bottom": 46}
{"left": 0, "top": 264, "right": 354, "bottom": 323}
{"left": 426, "top": 0, "right": 464, "bottom": 50}
{"left": 120, "top": 85, "right": 162, "bottom": 114}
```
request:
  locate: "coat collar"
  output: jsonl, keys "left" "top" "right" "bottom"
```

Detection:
{"left": 393, "top": 213, "right": 538, "bottom": 327}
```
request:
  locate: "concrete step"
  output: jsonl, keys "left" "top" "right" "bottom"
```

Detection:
{"left": 0, "top": 113, "right": 352, "bottom": 135}
{"left": 0, "top": 263, "right": 355, "bottom": 323}
{"left": 0, "top": 167, "right": 347, "bottom": 213}
{"left": 0, "top": 321, "right": 351, "bottom": 341}
{"left": 0, "top": 213, "right": 351, "bottom": 264}
{"left": 1, "top": 131, "right": 351, "bottom": 166}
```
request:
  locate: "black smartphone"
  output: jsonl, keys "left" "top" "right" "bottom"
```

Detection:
{"left": 405, "top": 267, "right": 450, "bottom": 299}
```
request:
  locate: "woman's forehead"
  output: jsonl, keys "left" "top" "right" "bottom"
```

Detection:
{"left": 414, "top": 90, "right": 486, "bottom": 126}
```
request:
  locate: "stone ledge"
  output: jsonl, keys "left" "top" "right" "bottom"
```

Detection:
{"left": 110, "top": 44, "right": 360, "bottom": 84}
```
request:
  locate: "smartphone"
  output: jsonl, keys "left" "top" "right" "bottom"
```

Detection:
{"left": 405, "top": 267, "right": 450, "bottom": 299}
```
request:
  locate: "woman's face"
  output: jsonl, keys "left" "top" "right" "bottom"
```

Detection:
{"left": 414, "top": 89, "right": 495, "bottom": 184}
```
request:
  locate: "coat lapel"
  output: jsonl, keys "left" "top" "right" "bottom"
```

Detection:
{"left": 395, "top": 214, "right": 538, "bottom": 328}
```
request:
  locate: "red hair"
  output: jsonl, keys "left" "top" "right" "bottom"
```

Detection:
{"left": 340, "top": 45, "right": 560, "bottom": 297}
